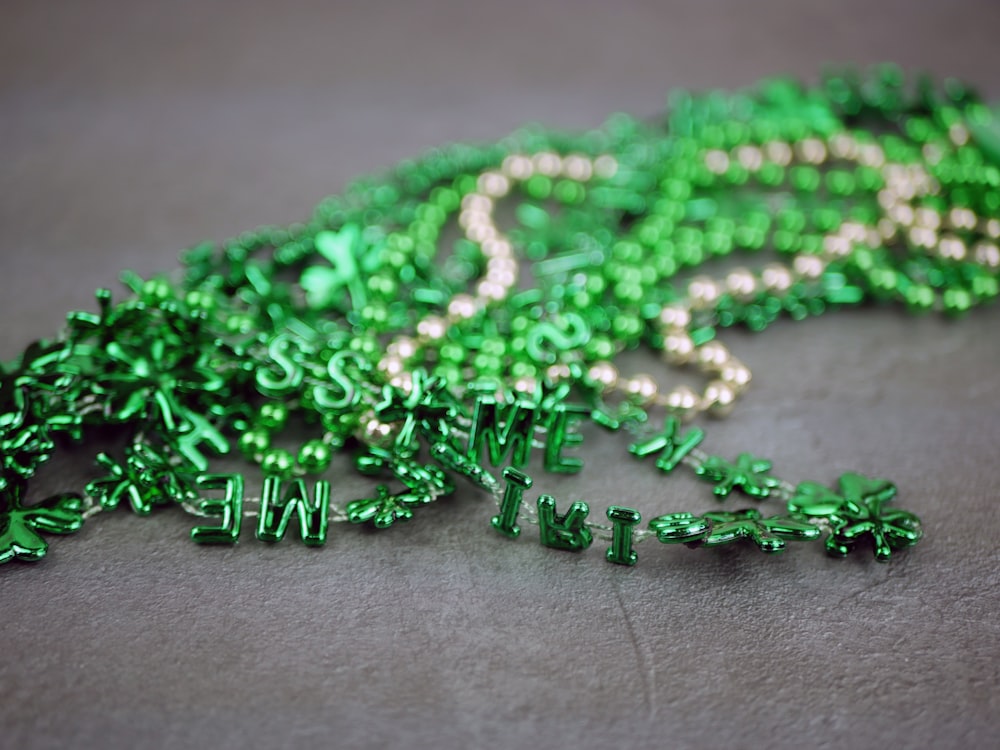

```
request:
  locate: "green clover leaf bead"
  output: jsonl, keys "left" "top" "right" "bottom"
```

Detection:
{"left": 697, "top": 509, "right": 821, "bottom": 553}
{"left": 345, "top": 485, "right": 433, "bottom": 529}
{"left": 789, "top": 473, "right": 922, "bottom": 561}
{"left": 647, "top": 512, "right": 713, "bottom": 545}
{"left": 299, "top": 224, "right": 369, "bottom": 311}
{"left": 0, "top": 386, "right": 55, "bottom": 489}
{"left": 695, "top": 452, "right": 782, "bottom": 499}
{"left": 85, "top": 442, "right": 196, "bottom": 515}
{"left": 0, "top": 476, "right": 85, "bottom": 564}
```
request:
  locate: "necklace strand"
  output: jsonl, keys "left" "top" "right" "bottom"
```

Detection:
{"left": 2, "top": 65, "right": 998, "bottom": 566}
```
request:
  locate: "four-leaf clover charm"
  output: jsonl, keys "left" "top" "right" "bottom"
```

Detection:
{"left": 0, "top": 475, "right": 85, "bottom": 564}
{"left": 695, "top": 452, "right": 782, "bottom": 499}
{"left": 789, "top": 472, "right": 922, "bottom": 562}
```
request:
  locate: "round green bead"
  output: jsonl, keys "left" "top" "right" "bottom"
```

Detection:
{"left": 297, "top": 440, "right": 333, "bottom": 474}
{"left": 261, "top": 448, "right": 296, "bottom": 478}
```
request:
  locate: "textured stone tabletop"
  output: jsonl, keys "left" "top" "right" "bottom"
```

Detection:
{"left": 2, "top": 2, "right": 999, "bottom": 748}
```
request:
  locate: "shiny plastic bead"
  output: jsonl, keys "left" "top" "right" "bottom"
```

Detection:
{"left": 0, "top": 477, "right": 84, "bottom": 564}
{"left": 695, "top": 453, "right": 782, "bottom": 499}
{"left": 256, "top": 477, "right": 330, "bottom": 545}
{"left": 190, "top": 474, "right": 244, "bottom": 544}
{"left": 492, "top": 467, "right": 532, "bottom": 539}
{"left": 536, "top": 495, "right": 593, "bottom": 551}
{"left": 606, "top": 506, "right": 641, "bottom": 565}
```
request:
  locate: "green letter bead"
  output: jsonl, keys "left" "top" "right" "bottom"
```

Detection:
{"left": 606, "top": 506, "right": 641, "bottom": 566}
{"left": 537, "top": 495, "right": 592, "bottom": 551}
{"left": 256, "top": 476, "right": 330, "bottom": 546}
{"left": 467, "top": 395, "right": 536, "bottom": 469}
{"left": 492, "top": 467, "right": 532, "bottom": 538}
{"left": 628, "top": 416, "right": 704, "bottom": 473}
{"left": 190, "top": 474, "right": 244, "bottom": 544}
{"left": 542, "top": 403, "right": 587, "bottom": 474}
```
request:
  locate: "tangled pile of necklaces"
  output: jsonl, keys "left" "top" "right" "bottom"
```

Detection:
{"left": 2, "top": 66, "right": 998, "bottom": 567}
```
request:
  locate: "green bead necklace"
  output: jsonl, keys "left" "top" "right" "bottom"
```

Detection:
{"left": 2, "top": 66, "right": 998, "bottom": 567}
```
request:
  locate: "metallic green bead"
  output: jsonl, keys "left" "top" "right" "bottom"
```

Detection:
{"left": 256, "top": 476, "right": 330, "bottom": 545}
{"left": 190, "top": 474, "right": 243, "bottom": 544}
{"left": 256, "top": 402, "right": 289, "bottom": 431}
{"left": 0, "top": 476, "right": 85, "bottom": 564}
{"left": 606, "top": 506, "right": 641, "bottom": 565}
{"left": 260, "top": 448, "right": 295, "bottom": 479}
{"left": 648, "top": 512, "right": 712, "bottom": 544}
{"left": 237, "top": 428, "right": 271, "bottom": 459}
{"left": 297, "top": 440, "right": 332, "bottom": 474}
{"left": 789, "top": 473, "right": 922, "bottom": 561}
{"left": 628, "top": 416, "right": 704, "bottom": 473}
{"left": 492, "top": 467, "right": 532, "bottom": 539}
{"left": 537, "top": 495, "right": 592, "bottom": 551}
{"left": 695, "top": 452, "right": 782, "bottom": 499}
{"left": 698, "top": 509, "right": 821, "bottom": 553}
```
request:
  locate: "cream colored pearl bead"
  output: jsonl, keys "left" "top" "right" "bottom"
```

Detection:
{"left": 662, "top": 332, "right": 695, "bottom": 365}
{"left": 658, "top": 304, "right": 691, "bottom": 330}
{"left": 736, "top": 145, "right": 763, "bottom": 172}
{"left": 481, "top": 238, "right": 512, "bottom": 259}
{"left": 793, "top": 254, "right": 825, "bottom": 280}
{"left": 705, "top": 150, "right": 729, "bottom": 174}
{"left": 587, "top": 361, "right": 619, "bottom": 391}
{"left": 461, "top": 193, "right": 492, "bottom": 212}
{"left": 476, "top": 279, "right": 508, "bottom": 301}
{"left": 764, "top": 141, "right": 793, "bottom": 166}
{"left": 562, "top": 154, "right": 593, "bottom": 181}
{"left": 888, "top": 203, "right": 915, "bottom": 227}
{"left": 532, "top": 152, "right": 562, "bottom": 177}
{"left": 687, "top": 276, "right": 721, "bottom": 309}
{"left": 725, "top": 268, "right": 757, "bottom": 300}
{"left": 466, "top": 222, "right": 498, "bottom": 244}
{"left": 974, "top": 241, "right": 1000, "bottom": 268}
{"left": 546, "top": 363, "right": 572, "bottom": 382}
{"left": 447, "top": 293, "right": 478, "bottom": 320}
{"left": 948, "top": 207, "right": 977, "bottom": 231}
{"left": 984, "top": 219, "right": 1000, "bottom": 239}
{"left": 501, "top": 154, "right": 533, "bottom": 180}
{"left": 761, "top": 263, "right": 793, "bottom": 293}
{"left": 624, "top": 374, "right": 658, "bottom": 404}
{"left": 593, "top": 154, "right": 618, "bottom": 178}
{"left": 696, "top": 340, "right": 731, "bottom": 372}
{"left": 915, "top": 208, "right": 941, "bottom": 230}
{"left": 839, "top": 221, "right": 867, "bottom": 243}
{"left": 828, "top": 134, "right": 857, "bottom": 160}
{"left": 822, "top": 234, "right": 852, "bottom": 257}
{"left": 478, "top": 171, "right": 510, "bottom": 199}
{"left": 664, "top": 385, "right": 700, "bottom": 414}
{"left": 949, "top": 123, "right": 970, "bottom": 146}
{"left": 857, "top": 144, "right": 885, "bottom": 168}
{"left": 361, "top": 416, "right": 396, "bottom": 448}
{"left": 796, "top": 138, "right": 827, "bottom": 164}
{"left": 703, "top": 380, "right": 737, "bottom": 417}
{"left": 908, "top": 227, "right": 937, "bottom": 249}
{"left": 389, "top": 372, "right": 413, "bottom": 394}
{"left": 938, "top": 234, "right": 967, "bottom": 260}
{"left": 387, "top": 336, "right": 417, "bottom": 360}
{"left": 417, "top": 316, "right": 447, "bottom": 340}
{"left": 513, "top": 376, "right": 538, "bottom": 395}
{"left": 720, "top": 360, "right": 752, "bottom": 391}
{"left": 458, "top": 208, "right": 489, "bottom": 230}
{"left": 377, "top": 355, "right": 404, "bottom": 377}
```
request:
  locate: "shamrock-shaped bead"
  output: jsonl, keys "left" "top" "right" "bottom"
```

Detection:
{"left": 789, "top": 472, "right": 922, "bottom": 562}
{"left": 1, "top": 476, "right": 85, "bottom": 563}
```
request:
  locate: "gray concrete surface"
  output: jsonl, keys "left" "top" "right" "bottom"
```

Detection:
{"left": 1, "top": 2, "right": 999, "bottom": 748}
